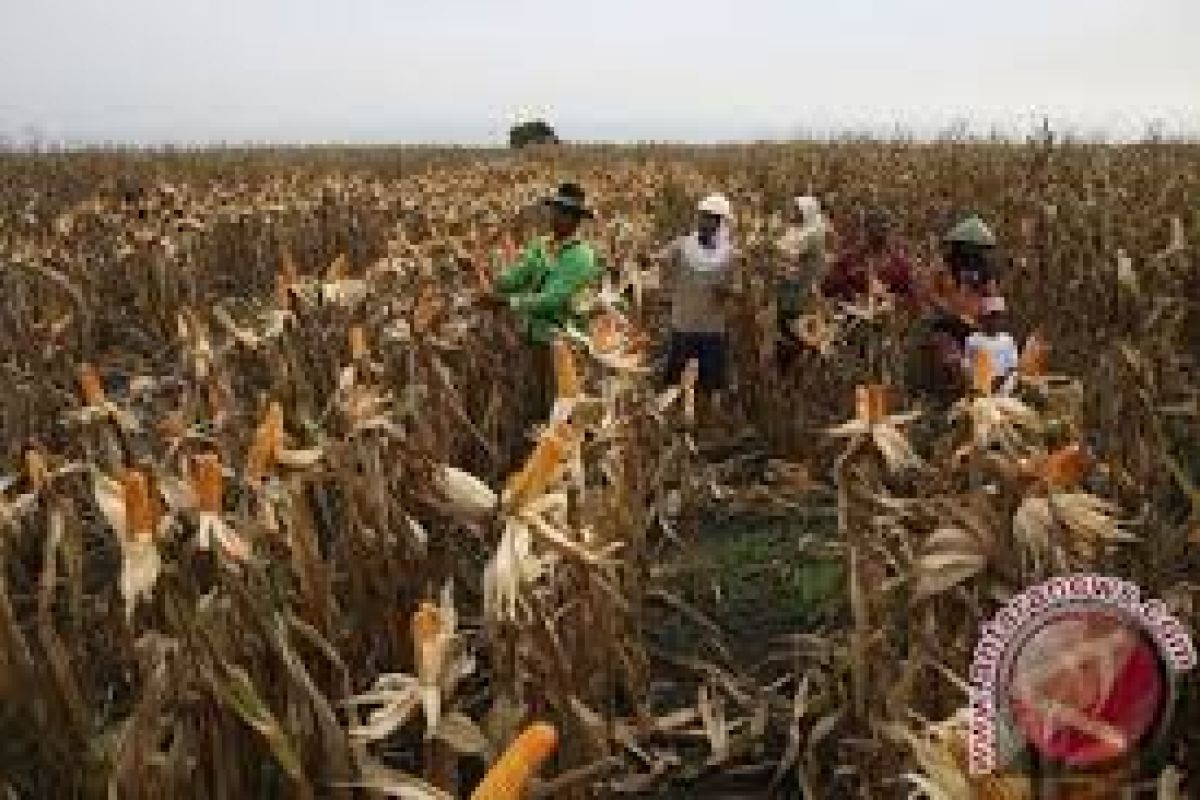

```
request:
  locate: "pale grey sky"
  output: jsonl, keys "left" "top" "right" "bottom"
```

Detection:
{"left": 1, "top": 0, "right": 1197, "bottom": 144}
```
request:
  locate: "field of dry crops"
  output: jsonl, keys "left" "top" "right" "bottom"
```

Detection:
{"left": 0, "top": 141, "right": 1197, "bottom": 799}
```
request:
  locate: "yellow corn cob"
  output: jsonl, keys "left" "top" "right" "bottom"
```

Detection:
{"left": 192, "top": 453, "right": 223, "bottom": 514}
{"left": 972, "top": 347, "right": 995, "bottom": 396}
{"left": 411, "top": 601, "right": 444, "bottom": 681}
{"left": 470, "top": 722, "right": 558, "bottom": 800}
{"left": 79, "top": 363, "right": 106, "bottom": 407}
{"left": 246, "top": 402, "right": 284, "bottom": 483}
{"left": 121, "top": 469, "right": 156, "bottom": 543}
{"left": 277, "top": 247, "right": 299, "bottom": 307}
{"left": 349, "top": 325, "right": 368, "bottom": 362}
{"left": 552, "top": 339, "right": 580, "bottom": 400}
{"left": 504, "top": 421, "right": 571, "bottom": 510}
{"left": 589, "top": 312, "right": 623, "bottom": 354}
{"left": 25, "top": 448, "right": 49, "bottom": 492}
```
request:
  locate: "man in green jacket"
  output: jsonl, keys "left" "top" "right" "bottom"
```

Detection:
{"left": 494, "top": 182, "right": 601, "bottom": 420}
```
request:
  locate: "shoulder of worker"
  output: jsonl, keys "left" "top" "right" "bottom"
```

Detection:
{"left": 559, "top": 239, "right": 601, "bottom": 275}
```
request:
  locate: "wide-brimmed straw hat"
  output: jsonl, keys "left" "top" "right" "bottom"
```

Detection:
{"left": 542, "top": 182, "right": 595, "bottom": 219}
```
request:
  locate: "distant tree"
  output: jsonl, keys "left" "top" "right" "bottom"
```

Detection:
{"left": 509, "top": 120, "right": 559, "bottom": 149}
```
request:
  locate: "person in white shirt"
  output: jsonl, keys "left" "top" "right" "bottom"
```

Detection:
{"left": 661, "top": 194, "right": 736, "bottom": 396}
{"left": 963, "top": 296, "right": 1019, "bottom": 394}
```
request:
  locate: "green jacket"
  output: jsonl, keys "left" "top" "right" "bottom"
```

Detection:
{"left": 496, "top": 237, "right": 601, "bottom": 344}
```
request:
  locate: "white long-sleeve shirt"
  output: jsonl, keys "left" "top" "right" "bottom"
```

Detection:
{"left": 963, "top": 332, "right": 1019, "bottom": 393}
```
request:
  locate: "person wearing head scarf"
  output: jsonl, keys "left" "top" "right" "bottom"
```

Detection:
{"left": 820, "top": 208, "right": 914, "bottom": 304}
{"left": 775, "top": 196, "right": 830, "bottom": 368}
{"left": 660, "top": 193, "right": 736, "bottom": 398}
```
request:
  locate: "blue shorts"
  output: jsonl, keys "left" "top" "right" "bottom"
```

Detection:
{"left": 665, "top": 332, "right": 728, "bottom": 393}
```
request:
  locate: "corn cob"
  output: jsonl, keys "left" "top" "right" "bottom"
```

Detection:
{"left": 25, "top": 448, "right": 49, "bottom": 492}
{"left": 349, "top": 325, "right": 368, "bottom": 362}
{"left": 552, "top": 338, "right": 580, "bottom": 400}
{"left": 121, "top": 469, "right": 156, "bottom": 543}
{"left": 470, "top": 722, "right": 558, "bottom": 800}
{"left": 504, "top": 421, "right": 572, "bottom": 510}
{"left": 192, "top": 453, "right": 223, "bottom": 514}
{"left": 246, "top": 402, "right": 284, "bottom": 483}
{"left": 79, "top": 362, "right": 106, "bottom": 406}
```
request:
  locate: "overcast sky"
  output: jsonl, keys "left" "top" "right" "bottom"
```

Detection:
{"left": 1, "top": 0, "right": 1197, "bottom": 145}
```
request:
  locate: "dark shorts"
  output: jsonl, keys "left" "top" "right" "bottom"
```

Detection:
{"left": 665, "top": 332, "right": 728, "bottom": 393}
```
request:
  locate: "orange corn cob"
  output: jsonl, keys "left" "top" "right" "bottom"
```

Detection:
{"left": 589, "top": 312, "right": 623, "bottom": 354}
{"left": 349, "top": 325, "right": 368, "bottom": 362}
{"left": 246, "top": 402, "right": 284, "bottom": 483}
{"left": 411, "top": 601, "right": 444, "bottom": 680}
{"left": 552, "top": 339, "right": 580, "bottom": 400}
{"left": 1018, "top": 332, "right": 1050, "bottom": 378}
{"left": 854, "top": 385, "right": 872, "bottom": 423}
{"left": 1040, "top": 444, "right": 1090, "bottom": 490}
{"left": 470, "top": 722, "right": 558, "bottom": 800}
{"left": 867, "top": 384, "right": 888, "bottom": 423}
{"left": 192, "top": 453, "right": 223, "bottom": 514}
{"left": 79, "top": 363, "right": 106, "bottom": 406}
{"left": 504, "top": 422, "right": 571, "bottom": 509}
{"left": 121, "top": 469, "right": 156, "bottom": 543}
{"left": 25, "top": 448, "right": 49, "bottom": 492}
{"left": 972, "top": 347, "right": 995, "bottom": 396}
{"left": 277, "top": 247, "right": 299, "bottom": 307}
{"left": 325, "top": 253, "right": 349, "bottom": 281}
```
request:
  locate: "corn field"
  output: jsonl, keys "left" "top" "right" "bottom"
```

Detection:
{"left": 0, "top": 140, "right": 1197, "bottom": 798}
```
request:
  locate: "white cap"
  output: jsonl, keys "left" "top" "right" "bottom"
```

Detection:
{"left": 697, "top": 193, "right": 732, "bottom": 219}
{"left": 794, "top": 196, "right": 820, "bottom": 219}
{"left": 981, "top": 296, "right": 1007, "bottom": 314}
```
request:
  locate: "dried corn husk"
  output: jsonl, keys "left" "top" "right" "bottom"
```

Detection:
{"left": 1014, "top": 492, "right": 1134, "bottom": 566}
{"left": 895, "top": 710, "right": 1031, "bottom": 799}
{"left": 436, "top": 465, "right": 498, "bottom": 518}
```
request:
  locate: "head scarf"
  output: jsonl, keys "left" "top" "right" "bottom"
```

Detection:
{"left": 683, "top": 195, "right": 733, "bottom": 272}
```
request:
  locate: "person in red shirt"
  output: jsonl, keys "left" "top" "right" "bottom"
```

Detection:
{"left": 820, "top": 208, "right": 915, "bottom": 303}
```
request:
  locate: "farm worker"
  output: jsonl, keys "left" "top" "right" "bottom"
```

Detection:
{"left": 494, "top": 181, "right": 601, "bottom": 418}
{"left": 963, "top": 296, "right": 1019, "bottom": 395}
{"left": 661, "top": 193, "right": 737, "bottom": 399}
{"left": 775, "top": 195, "right": 830, "bottom": 368}
{"left": 820, "top": 208, "right": 914, "bottom": 304}
{"left": 907, "top": 214, "right": 1002, "bottom": 405}
{"left": 926, "top": 214, "right": 1001, "bottom": 345}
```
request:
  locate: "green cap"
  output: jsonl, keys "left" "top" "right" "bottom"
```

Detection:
{"left": 944, "top": 215, "right": 997, "bottom": 247}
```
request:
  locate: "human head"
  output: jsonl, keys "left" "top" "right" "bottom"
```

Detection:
{"left": 542, "top": 182, "right": 593, "bottom": 241}
{"left": 696, "top": 193, "right": 731, "bottom": 243}
{"left": 944, "top": 215, "right": 997, "bottom": 289}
